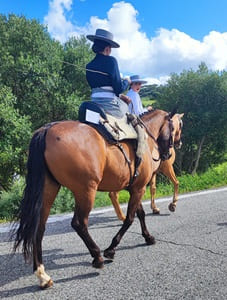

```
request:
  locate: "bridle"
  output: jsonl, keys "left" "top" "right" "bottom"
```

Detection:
{"left": 138, "top": 113, "right": 174, "bottom": 161}
{"left": 157, "top": 115, "right": 174, "bottom": 160}
{"left": 118, "top": 112, "right": 174, "bottom": 187}
{"left": 174, "top": 118, "right": 183, "bottom": 148}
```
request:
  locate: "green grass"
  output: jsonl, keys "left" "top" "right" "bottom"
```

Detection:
{"left": 142, "top": 98, "right": 156, "bottom": 108}
{"left": 0, "top": 162, "right": 227, "bottom": 221}
{"left": 94, "top": 162, "right": 227, "bottom": 207}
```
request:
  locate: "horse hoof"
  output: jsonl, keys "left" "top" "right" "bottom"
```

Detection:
{"left": 152, "top": 208, "right": 160, "bottom": 214}
{"left": 92, "top": 257, "right": 104, "bottom": 269}
{"left": 145, "top": 235, "right": 156, "bottom": 245}
{"left": 40, "top": 279, "right": 53, "bottom": 290}
{"left": 168, "top": 203, "right": 176, "bottom": 212}
{"left": 120, "top": 216, "right": 126, "bottom": 222}
{"left": 104, "top": 248, "right": 115, "bottom": 260}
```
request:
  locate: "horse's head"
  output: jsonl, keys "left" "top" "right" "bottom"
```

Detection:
{"left": 157, "top": 112, "right": 174, "bottom": 161}
{"left": 172, "top": 113, "right": 184, "bottom": 149}
{"left": 140, "top": 109, "right": 182, "bottom": 161}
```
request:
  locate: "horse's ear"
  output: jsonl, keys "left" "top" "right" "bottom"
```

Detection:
{"left": 179, "top": 113, "right": 184, "bottom": 119}
{"left": 169, "top": 106, "right": 178, "bottom": 118}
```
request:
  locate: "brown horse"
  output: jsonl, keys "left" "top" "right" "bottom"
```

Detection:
{"left": 109, "top": 113, "right": 184, "bottom": 220}
{"left": 12, "top": 109, "right": 174, "bottom": 289}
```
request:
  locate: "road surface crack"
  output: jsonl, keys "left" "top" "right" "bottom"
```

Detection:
{"left": 156, "top": 238, "right": 227, "bottom": 257}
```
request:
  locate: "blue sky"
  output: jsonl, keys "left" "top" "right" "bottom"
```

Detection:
{"left": 1, "top": 0, "right": 227, "bottom": 83}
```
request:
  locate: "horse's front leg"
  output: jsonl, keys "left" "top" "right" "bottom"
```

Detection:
{"left": 104, "top": 188, "right": 146, "bottom": 260}
{"left": 136, "top": 202, "right": 155, "bottom": 245}
{"left": 109, "top": 191, "right": 126, "bottom": 221}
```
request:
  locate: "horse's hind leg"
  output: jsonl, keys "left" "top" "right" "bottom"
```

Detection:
{"left": 161, "top": 165, "right": 179, "bottom": 212}
{"left": 150, "top": 174, "right": 160, "bottom": 214}
{"left": 33, "top": 176, "right": 60, "bottom": 289}
{"left": 71, "top": 189, "right": 104, "bottom": 269}
{"left": 109, "top": 191, "right": 126, "bottom": 221}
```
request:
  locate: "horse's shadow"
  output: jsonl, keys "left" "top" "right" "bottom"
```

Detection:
{"left": 0, "top": 247, "right": 100, "bottom": 297}
{"left": 1, "top": 269, "right": 99, "bottom": 298}
{"left": 0, "top": 213, "right": 122, "bottom": 292}
{"left": 89, "top": 214, "right": 122, "bottom": 228}
{"left": 0, "top": 210, "right": 159, "bottom": 297}
{"left": 217, "top": 222, "right": 227, "bottom": 227}
{"left": 3, "top": 213, "right": 121, "bottom": 241}
{"left": 0, "top": 240, "right": 148, "bottom": 298}
{"left": 146, "top": 212, "right": 171, "bottom": 217}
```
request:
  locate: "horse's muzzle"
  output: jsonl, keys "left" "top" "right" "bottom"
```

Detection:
{"left": 174, "top": 140, "right": 182, "bottom": 149}
{"left": 160, "top": 152, "right": 172, "bottom": 161}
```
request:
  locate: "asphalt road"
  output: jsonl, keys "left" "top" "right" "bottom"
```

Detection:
{"left": 0, "top": 187, "right": 227, "bottom": 300}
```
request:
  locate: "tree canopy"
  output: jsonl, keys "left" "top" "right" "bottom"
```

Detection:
{"left": 0, "top": 14, "right": 93, "bottom": 188}
{"left": 0, "top": 14, "right": 227, "bottom": 189}
{"left": 0, "top": 85, "right": 31, "bottom": 189}
{"left": 150, "top": 63, "right": 227, "bottom": 174}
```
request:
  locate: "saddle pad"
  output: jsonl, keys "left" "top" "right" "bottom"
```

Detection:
{"left": 102, "top": 114, "right": 137, "bottom": 141}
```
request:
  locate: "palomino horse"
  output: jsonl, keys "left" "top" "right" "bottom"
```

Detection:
{"left": 151, "top": 113, "right": 184, "bottom": 214}
{"left": 109, "top": 113, "right": 184, "bottom": 221}
{"left": 12, "top": 109, "right": 175, "bottom": 289}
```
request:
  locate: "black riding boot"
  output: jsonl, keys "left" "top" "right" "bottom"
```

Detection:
{"left": 134, "top": 157, "right": 142, "bottom": 177}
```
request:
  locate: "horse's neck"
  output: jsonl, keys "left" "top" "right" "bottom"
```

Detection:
{"left": 172, "top": 116, "right": 179, "bottom": 140}
{"left": 144, "top": 114, "right": 165, "bottom": 140}
{"left": 144, "top": 114, "right": 164, "bottom": 153}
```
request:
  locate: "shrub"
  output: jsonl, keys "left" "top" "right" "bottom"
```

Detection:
{"left": 0, "top": 177, "right": 24, "bottom": 220}
{"left": 1, "top": 162, "right": 227, "bottom": 221}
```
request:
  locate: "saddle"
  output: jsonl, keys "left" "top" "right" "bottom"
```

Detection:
{"left": 78, "top": 101, "right": 138, "bottom": 142}
{"left": 78, "top": 101, "right": 148, "bottom": 179}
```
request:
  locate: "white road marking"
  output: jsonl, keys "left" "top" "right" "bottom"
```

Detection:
{"left": 1, "top": 186, "right": 227, "bottom": 233}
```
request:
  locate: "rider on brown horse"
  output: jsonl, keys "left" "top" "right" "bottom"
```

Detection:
{"left": 86, "top": 28, "right": 131, "bottom": 117}
{"left": 85, "top": 29, "right": 148, "bottom": 175}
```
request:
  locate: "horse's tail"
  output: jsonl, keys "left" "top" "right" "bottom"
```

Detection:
{"left": 12, "top": 126, "right": 49, "bottom": 260}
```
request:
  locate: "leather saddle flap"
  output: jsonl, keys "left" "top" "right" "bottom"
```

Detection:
{"left": 104, "top": 114, "right": 137, "bottom": 141}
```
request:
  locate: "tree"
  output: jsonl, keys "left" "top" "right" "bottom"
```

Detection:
{"left": 0, "top": 14, "right": 62, "bottom": 128}
{"left": 0, "top": 14, "right": 93, "bottom": 129}
{"left": 156, "top": 63, "right": 227, "bottom": 174}
{"left": 62, "top": 36, "right": 93, "bottom": 98}
{"left": 0, "top": 86, "right": 32, "bottom": 189}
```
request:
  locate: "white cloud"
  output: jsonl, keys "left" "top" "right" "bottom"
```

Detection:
{"left": 44, "top": 1, "right": 227, "bottom": 84}
{"left": 44, "top": 0, "right": 73, "bottom": 42}
{"left": 44, "top": 0, "right": 84, "bottom": 42}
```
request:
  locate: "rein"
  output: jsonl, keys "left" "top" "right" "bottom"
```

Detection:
{"left": 137, "top": 116, "right": 158, "bottom": 144}
{"left": 137, "top": 116, "right": 161, "bottom": 162}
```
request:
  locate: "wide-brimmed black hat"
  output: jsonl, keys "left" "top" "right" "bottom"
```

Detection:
{"left": 86, "top": 28, "right": 120, "bottom": 48}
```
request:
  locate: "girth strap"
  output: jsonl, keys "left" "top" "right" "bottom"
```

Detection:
{"left": 116, "top": 142, "right": 134, "bottom": 187}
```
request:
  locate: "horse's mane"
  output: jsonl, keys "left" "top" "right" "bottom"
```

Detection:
{"left": 140, "top": 109, "right": 166, "bottom": 122}
{"left": 139, "top": 108, "right": 156, "bottom": 118}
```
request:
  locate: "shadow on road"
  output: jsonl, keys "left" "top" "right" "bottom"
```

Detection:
{"left": 0, "top": 213, "right": 122, "bottom": 243}
{"left": 217, "top": 222, "right": 227, "bottom": 227}
{"left": 0, "top": 271, "right": 100, "bottom": 298}
{"left": 0, "top": 247, "right": 96, "bottom": 293}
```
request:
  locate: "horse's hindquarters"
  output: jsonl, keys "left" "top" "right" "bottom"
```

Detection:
{"left": 45, "top": 121, "right": 106, "bottom": 190}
